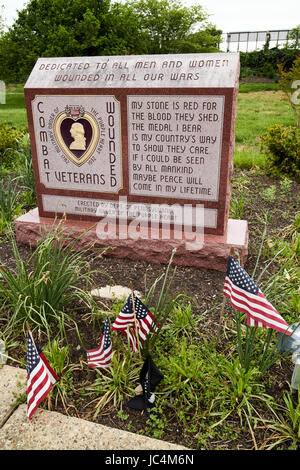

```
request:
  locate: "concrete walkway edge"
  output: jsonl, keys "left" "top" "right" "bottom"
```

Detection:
{"left": 0, "top": 365, "right": 188, "bottom": 451}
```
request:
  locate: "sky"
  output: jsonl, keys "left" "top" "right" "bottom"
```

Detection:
{"left": 1, "top": 0, "right": 300, "bottom": 50}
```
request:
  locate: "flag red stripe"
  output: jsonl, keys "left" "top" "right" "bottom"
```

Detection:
{"left": 123, "top": 328, "right": 140, "bottom": 352}
{"left": 224, "top": 279, "right": 288, "bottom": 325}
{"left": 27, "top": 374, "right": 51, "bottom": 413}
{"left": 87, "top": 348, "right": 112, "bottom": 365}
{"left": 27, "top": 360, "right": 45, "bottom": 398}
{"left": 39, "top": 352, "right": 58, "bottom": 383}
{"left": 112, "top": 298, "right": 159, "bottom": 352}
{"left": 87, "top": 334, "right": 112, "bottom": 367}
{"left": 112, "top": 314, "right": 135, "bottom": 331}
{"left": 224, "top": 279, "right": 282, "bottom": 319}
{"left": 27, "top": 368, "right": 51, "bottom": 406}
{"left": 88, "top": 353, "right": 112, "bottom": 367}
{"left": 27, "top": 363, "right": 52, "bottom": 419}
{"left": 224, "top": 278, "right": 291, "bottom": 334}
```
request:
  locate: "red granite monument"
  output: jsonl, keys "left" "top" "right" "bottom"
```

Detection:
{"left": 15, "top": 53, "right": 248, "bottom": 271}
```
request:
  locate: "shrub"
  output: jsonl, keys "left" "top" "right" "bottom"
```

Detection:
{"left": 260, "top": 124, "right": 300, "bottom": 179}
{"left": 240, "top": 47, "right": 299, "bottom": 80}
{"left": 0, "top": 122, "right": 27, "bottom": 167}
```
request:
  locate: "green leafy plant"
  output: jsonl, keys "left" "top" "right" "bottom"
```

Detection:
{"left": 262, "top": 185, "right": 277, "bottom": 203}
{"left": 260, "top": 125, "right": 300, "bottom": 179}
{"left": 230, "top": 196, "right": 245, "bottom": 219}
{"left": 143, "top": 248, "right": 185, "bottom": 355}
{"left": 157, "top": 337, "right": 222, "bottom": 420}
{"left": 0, "top": 222, "right": 96, "bottom": 333}
{"left": 165, "top": 302, "right": 196, "bottom": 337}
{"left": 262, "top": 390, "right": 300, "bottom": 450}
{"left": 233, "top": 310, "right": 282, "bottom": 375}
{"left": 145, "top": 398, "right": 167, "bottom": 439}
{"left": 0, "top": 179, "right": 23, "bottom": 233}
{"left": 44, "top": 338, "right": 78, "bottom": 412}
{"left": 280, "top": 177, "right": 293, "bottom": 194}
{"left": 208, "top": 358, "right": 274, "bottom": 450}
{"left": 84, "top": 351, "right": 141, "bottom": 417}
{"left": 0, "top": 122, "right": 26, "bottom": 166}
{"left": 239, "top": 46, "right": 298, "bottom": 83}
{"left": 14, "top": 133, "right": 36, "bottom": 208}
{"left": 278, "top": 55, "right": 300, "bottom": 128}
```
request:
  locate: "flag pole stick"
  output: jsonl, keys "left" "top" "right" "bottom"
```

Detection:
{"left": 216, "top": 296, "right": 227, "bottom": 344}
{"left": 130, "top": 282, "right": 142, "bottom": 361}
{"left": 26, "top": 322, "right": 35, "bottom": 346}
{"left": 216, "top": 247, "right": 235, "bottom": 343}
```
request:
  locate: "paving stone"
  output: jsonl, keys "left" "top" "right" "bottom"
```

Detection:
{"left": 0, "top": 404, "right": 188, "bottom": 450}
{"left": 0, "top": 366, "right": 26, "bottom": 423}
{"left": 91, "top": 285, "right": 142, "bottom": 300}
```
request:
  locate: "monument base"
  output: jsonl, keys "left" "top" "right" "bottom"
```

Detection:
{"left": 14, "top": 208, "right": 248, "bottom": 272}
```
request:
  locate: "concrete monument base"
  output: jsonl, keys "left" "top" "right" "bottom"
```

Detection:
{"left": 14, "top": 208, "right": 248, "bottom": 272}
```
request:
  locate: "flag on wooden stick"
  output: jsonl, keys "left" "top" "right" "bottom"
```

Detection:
{"left": 223, "top": 256, "right": 292, "bottom": 335}
{"left": 112, "top": 294, "right": 159, "bottom": 353}
{"left": 26, "top": 332, "right": 57, "bottom": 420}
{"left": 87, "top": 317, "right": 112, "bottom": 368}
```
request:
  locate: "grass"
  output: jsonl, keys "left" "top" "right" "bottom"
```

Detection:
{"left": 239, "top": 83, "right": 280, "bottom": 93}
{"left": 0, "top": 85, "right": 27, "bottom": 128}
{"left": 234, "top": 89, "right": 295, "bottom": 169}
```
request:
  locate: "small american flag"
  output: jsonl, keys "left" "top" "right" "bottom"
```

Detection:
{"left": 87, "top": 317, "right": 112, "bottom": 367}
{"left": 224, "top": 256, "right": 292, "bottom": 335}
{"left": 112, "top": 294, "right": 158, "bottom": 352}
{"left": 125, "top": 325, "right": 140, "bottom": 353}
{"left": 27, "top": 333, "right": 57, "bottom": 420}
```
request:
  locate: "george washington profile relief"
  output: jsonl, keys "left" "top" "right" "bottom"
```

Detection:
{"left": 69, "top": 122, "right": 86, "bottom": 150}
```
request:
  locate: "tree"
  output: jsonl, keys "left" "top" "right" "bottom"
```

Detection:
{"left": 0, "top": 0, "right": 112, "bottom": 82}
{"left": 278, "top": 56, "right": 300, "bottom": 128}
{"left": 0, "top": 3, "right": 5, "bottom": 37}
{"left": 287, "top": 25, "right": 300, "bottom": 50}
{"left": 0, "top": 0, "right": 222, "bottom": 83}
{"left": 129, "top": 0, "right": 221, "bottom": 54}
{"left": 175, "top": 24, "right": 222, "bottom": 53}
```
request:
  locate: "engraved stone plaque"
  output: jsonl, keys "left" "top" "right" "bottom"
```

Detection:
{"left": 24, "top": 53, "right": 240, "bottom": 235}
{"left": 127, "top": 95, "right": 224, "bottom": 200}
{"left": 31, "top": 95, "right": 122, "bottom": 193}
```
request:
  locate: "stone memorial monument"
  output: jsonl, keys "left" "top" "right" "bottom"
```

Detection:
{"left": 15, "top": 53, "right": 248, "bottom": 271}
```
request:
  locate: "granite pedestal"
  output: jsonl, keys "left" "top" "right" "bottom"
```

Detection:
{"left": 15, "top": 208, "right": 248, "bottom": 272}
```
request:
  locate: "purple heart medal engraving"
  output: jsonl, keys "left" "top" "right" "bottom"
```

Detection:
{"left": 54, "top": 105, "right": 100, "bottom": 166}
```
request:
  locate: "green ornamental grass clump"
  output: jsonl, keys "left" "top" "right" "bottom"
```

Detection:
{"left": 0, "top": 222, "right": 97, "bottom": 334}
{"left": 260, "top": 124, "right": 300, "bottom": 179}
